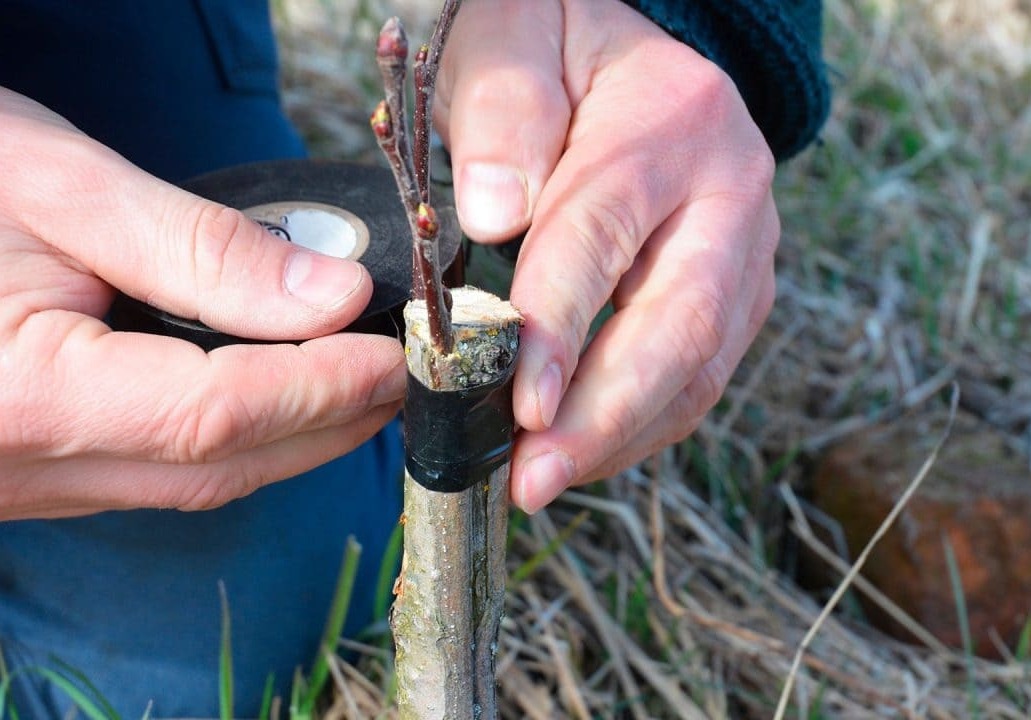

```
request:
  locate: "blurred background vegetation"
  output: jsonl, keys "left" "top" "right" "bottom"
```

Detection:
{"left": 270, "top": 1, "right": 1031, "bottom": 716}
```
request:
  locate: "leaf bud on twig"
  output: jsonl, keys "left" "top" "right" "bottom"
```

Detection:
{"left": 376, "top": 17, "right": 408, "bottom": 63}
{"left": 416, "top": 203, "right": 439, "bottom": 239}
{"left": 370, "top": 101, "right": 392, "bottom": 140}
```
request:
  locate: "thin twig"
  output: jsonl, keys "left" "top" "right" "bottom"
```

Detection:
{"left": 415, "top": 202, "right": 452, "bottom": 353}
{"left": 413, "top": 0, "right": 461, "bottom": 199}
{"left": 779, "top": 482, "right": 953, "bottom": 655}
{"left": 375, "top": 18, "right": 417, "bottom": 210}
{"left": 773, "top": 385, "right": 960, "bottom": 720}
{"left": 372, "top": 11, "right": 456, "bottom": 353}
{"left": 413, "top": 46, "right": 432, "bottom": 203}
{"left": 648, "top": 453, "right": 688, "bottom": 618}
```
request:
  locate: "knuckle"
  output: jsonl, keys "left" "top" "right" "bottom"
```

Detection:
{"left": 667, "top": 396, "right": 695, "bottom": 433}
{"left": 655, "top": 394, "right": 694, "bottom": 441}
{"left": 594, "top": 398, "right": 643, "bottom": 454}
{"left": 735, "top": 141, "right": 777, "bottom": 206}
{"left": 666, "top": 388, "right": 706, "bottom": 440}
{"left": 188, "top": 203, "right": 249, "bottom": 298}
{"left": 660, "top": 358, "right": 731, "bottom": 440}
{"left": 748, "top": 140, "right": 777, "bottom": 193}
{"left": 670, "top": 284, "right": 731, "bottom": 368}
{"left": 688, "top": 61, "right": 776, "bottom": 202}
{"left": 730, "top": 147, "right": 776, "bottom": 209}
{"left": 689, "top": 60, "right": 741, "bottom": 128}
{"left": 162, "top": 473, "right": 249, "bottom": 512}
{"left": 571, "top": 193, "right": 641, "bottom": 288}
{"left": 694, "top": 354, "right": 733, "bottom": 415}
{"left": 165, "top": 385, "right": 256, "bottom": 465}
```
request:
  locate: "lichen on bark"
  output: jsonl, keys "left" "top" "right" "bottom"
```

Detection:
{"left": 392, "top": 286, "right": 522, "bottom": 720}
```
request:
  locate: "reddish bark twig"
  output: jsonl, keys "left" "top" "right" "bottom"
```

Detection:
{"left": 371, "top": 7, "right": 462, "bottom": 354}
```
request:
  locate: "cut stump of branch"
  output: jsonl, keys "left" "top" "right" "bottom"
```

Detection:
{"left": 392, "top": 287, "right": 523, "bottom": 720}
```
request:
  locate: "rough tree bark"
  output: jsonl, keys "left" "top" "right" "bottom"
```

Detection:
{"left": 391, "top": 288, "right": 522, "bottom": 720}
{"left": 370, "top": 4, "right": 523, "bottom": 717}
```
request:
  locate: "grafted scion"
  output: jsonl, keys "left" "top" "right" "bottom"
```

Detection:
{"left": 370, "top": 2, "right": 462, "bottom": 355}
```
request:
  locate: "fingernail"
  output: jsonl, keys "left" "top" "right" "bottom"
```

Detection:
{"left": 284, "top": 251, "right": 363, "bottom": 307}
{"left": 518, "top": 451, "right": 575, "bottom": 514}
{"left": 458, "top": 162, "right": 528, "bottom": 238}
{"left": 536, "top": 362, "right": 563, "bottom": 428}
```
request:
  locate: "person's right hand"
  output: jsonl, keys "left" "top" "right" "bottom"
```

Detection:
{"left": 0, "top": 88, "right": 406, "bottom": 520}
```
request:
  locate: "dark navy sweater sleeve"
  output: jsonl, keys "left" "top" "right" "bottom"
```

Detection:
{"left": 622, "top": 0, "right": 830, "bottom": 160}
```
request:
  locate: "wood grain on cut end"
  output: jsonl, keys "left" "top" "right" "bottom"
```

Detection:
{"left": 404, "top": 286, "right": 523, "bottom": 391}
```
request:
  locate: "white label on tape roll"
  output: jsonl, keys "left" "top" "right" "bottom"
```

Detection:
{"left": 244, "top": 201, "right": 371, "bottom": 261}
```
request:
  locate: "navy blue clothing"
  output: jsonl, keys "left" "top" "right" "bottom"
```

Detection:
{"left": 0, "top": 1, "right": 828, "bottom": 717}
{"left": 0, "top": 0, "right": 306, "bottom": 181}
{"left": 0, "top": 2, "right": 401, "bottom": 718}
{"left": 0, "top": 435, "right": 403, "bottom": 718}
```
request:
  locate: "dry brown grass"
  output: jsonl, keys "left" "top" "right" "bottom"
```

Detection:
{"left": 272, "top": 0, "right": 1031, "bottom": 716}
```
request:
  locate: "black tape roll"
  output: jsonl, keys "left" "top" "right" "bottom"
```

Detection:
{"left": 107, "top": 160, "right": 463, "bottom": 350}
{"left": 404, "top": 367, "right": 516, "bottom": 493}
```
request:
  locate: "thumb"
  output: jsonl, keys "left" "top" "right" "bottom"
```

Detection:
{"left": 2, "top": 88, "right": 370, "bottom": 340}
{"left": 434, "top": 0, "right": 570, "bottom": 243}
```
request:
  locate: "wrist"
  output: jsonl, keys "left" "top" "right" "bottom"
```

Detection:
{"left": 618, "top": 0, "right": 830, "bottom": 160}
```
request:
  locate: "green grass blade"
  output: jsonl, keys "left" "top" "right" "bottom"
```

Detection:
{"left": 1016, "top": 614, "right": 1031, "bottom": 661}
{"left": 373, "top": 522, "right": 403, "bottom": 627}
{"left": 218, "top": 581, "right": 234, "bottom": 720}
{"left": 511, "top": 510, "right": 589, "bottom": 584}
{"left": 0, "top": 642, "right": 16, "bottom": 720}
{"left": 257, "top": 672, "right": 275, "bottom": 720}
{"left": 300, "top": 536, "right": 361, "bottom": 713}
{"left": 943, "top": 535, "right": 980, "bottom": 720}
{"left": 506, "top": 507, "right": 528, "bottom": 552}
{"left": 31, "top": 668, "right": 117, "bottom": 720}
{"left": 47, "top": 656, "right": 120, "bottom": 720}
{"left": 0, "top": 660, "right": 121, "bottom": 720}
{"left": 806, "top": 680, "right": 828, "bottom": 719}
{"left": 0, "top": 674, "right": 16, "bottom": 720}
{"left": 289, "top": 666, "right": 305, "bottom": 720}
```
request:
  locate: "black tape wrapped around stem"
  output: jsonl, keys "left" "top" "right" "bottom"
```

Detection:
{"left": 403, "top": 365, "right": 516, "bottom": 493}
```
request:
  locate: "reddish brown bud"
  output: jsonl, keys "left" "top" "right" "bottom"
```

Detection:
{"left": 370, "top": 101, "right": 392, "bottom": 139}
{"left": 416, "top": 203, "right": 438, "bottom": 238}
{"left": 415, "top": 44, "right": 429, "bottom": 65}
{"left": 377, "top": 17, "right": 408, "bottom": 62}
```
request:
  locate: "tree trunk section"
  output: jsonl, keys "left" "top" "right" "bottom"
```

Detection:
{"left": 392, "top": 286, "right": 522, "bottom": 720}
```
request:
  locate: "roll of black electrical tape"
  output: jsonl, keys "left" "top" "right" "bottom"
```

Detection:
{"left": 107, "top": 159, "right": 462, "bottom": 350}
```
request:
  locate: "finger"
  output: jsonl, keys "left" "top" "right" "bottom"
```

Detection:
{"left": 0, "top": 92, "right": 371, "bottom": 340}
{"left": 509, "top": 193, "right": 778, "bottom": 513}
{"left": 567, "top": 265, "right": 776, "bottom": 488}
{"left": 3, "top": 402, "right": 401, "bottom": 519}
{"left": 504, "top": 35, "right": 757, "bottom": 432}
{"left": 435, "top": 0, "right": 569, "bottom": 243}
{"left": 1, "top": 311, "right": 406, "bottom": 464}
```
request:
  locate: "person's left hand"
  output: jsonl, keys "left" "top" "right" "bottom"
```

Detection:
{"left": 435, "top": 0, "right": 779, "bottom": 512}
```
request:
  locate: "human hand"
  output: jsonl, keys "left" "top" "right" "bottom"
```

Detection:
{"left": 0, "top": 88, "right": 406, "bottom": 520}
{"left": 436, "top": 0, "right": 779, "bottom": 512}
